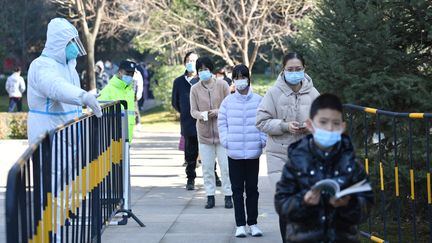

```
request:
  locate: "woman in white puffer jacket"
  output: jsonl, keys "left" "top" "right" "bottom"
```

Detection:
{"left": 218, "top": 64, "right": 267, "bottom": 238}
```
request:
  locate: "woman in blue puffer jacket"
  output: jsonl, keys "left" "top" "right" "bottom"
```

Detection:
{"left": 218, "top": 64, "right": 267, "bottom": 238}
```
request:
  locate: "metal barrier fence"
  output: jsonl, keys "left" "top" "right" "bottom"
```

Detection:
{"left": 5, "top": 101, "right": 144, "bottom": 243}
{"left": 344, "top": 104, "right": 432, "bottom": 243}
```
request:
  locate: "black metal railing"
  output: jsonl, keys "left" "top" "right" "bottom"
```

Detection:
{"left": 5, "top": 100, "right": 143, "bottom": 243}
{"left": 345, "top": 104, "right": 432, "bottom": 243}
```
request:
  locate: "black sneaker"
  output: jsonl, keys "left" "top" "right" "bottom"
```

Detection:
{"left": 225, "top": 196, "right": 233, "bottom": 209}
{"left": 186, "top": 180, "right": 195, "bottom": 190}
{"left": 205, "top": 196, "right": 215, "bottom": 209}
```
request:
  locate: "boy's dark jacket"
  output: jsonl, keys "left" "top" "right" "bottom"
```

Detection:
{"left": 275, "top": 134, "right": 374, "bottom": 243}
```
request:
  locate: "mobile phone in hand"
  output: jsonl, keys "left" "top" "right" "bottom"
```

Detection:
{"left": 297, "top": 122, "right": 306, "bottom": 129}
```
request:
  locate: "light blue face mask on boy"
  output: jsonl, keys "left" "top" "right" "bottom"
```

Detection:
{"left": 312, "top": 126, "right": 342, "bottom": 148}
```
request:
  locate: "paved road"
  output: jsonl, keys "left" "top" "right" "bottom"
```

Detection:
{"left": 0, "top": 124, "right": 281, "bottom": 243}
{"left": 101, "top": 125, "right": 280, "bottom": 243}
{"left": 0, "top": 139, "right": 29, "bottom": 243}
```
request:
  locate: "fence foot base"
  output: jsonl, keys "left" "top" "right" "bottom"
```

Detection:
{"left": 114, "top": 209, "right": 145, "bottom": 227}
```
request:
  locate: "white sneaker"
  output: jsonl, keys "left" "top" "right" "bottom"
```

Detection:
{"left": 249, "top": 224, "right": 263, "bottom": 237}
{"left": 235, "top": 226, "right": 247, "bottom": 238}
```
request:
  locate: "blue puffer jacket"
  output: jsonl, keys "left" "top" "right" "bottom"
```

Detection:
{"left": 218, "top": 88, "right": 267, "bottom": 160}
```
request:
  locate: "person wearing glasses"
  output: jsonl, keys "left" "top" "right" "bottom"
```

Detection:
{"left": 256, "top": 52, "right": 319, "bottom": 243}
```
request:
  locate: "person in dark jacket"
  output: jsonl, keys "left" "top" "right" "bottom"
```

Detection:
{"left": 172, "top": 51, "right": 200, "bottom": 190}
{"left": 275, "top": 94, "right": 374, "bottom": 243}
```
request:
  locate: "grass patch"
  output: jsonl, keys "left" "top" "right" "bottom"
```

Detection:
{"left": 140, "top": 105, "right": 178, "bottom": 124}
{"left": 359, "top": 219, "right": 430, "bottom": 242}
{"left": 253, "top": 73, "right": 277, "bottom": 86}
{"left": 251, "top": 74, "right": 276, "bottom": 96}
{"left": 140, "top": 105, "right": 179, "bottom": 132}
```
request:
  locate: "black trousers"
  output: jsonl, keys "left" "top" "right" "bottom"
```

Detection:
{"left": 228, "top": 157, "right": 259, "bottom": 226}
{"left": 184, "top": 135, "right": 198, "bottom": 180}
{"left": 279, "top": 216, "right": 286, "bottom": 243}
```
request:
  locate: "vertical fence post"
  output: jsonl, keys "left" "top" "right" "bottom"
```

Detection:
{"left": 42, "top": 134, "right": 52, "bottom": 243}
{"left": 363, "top": 112, "right": 372, "bottom": 235}
{"left": 426, "top": 118, "right": 432, "bottom": 242}
{"left": 377, "top": 114, "right": 387, "bottom": 239}
{"left": 6, "top": 163, "right": 20, "bottom": 243}
{"left": 122, "top": 103, "right": 131, "bottom": 212}
{"left": 408, "top": 119, "right": 417, "bottom": 242}
{"left": 92, "top": 115, "right": 102, "bottom": 243}
{"left": 392, "top": 117, "right": 402, "bottom": 243}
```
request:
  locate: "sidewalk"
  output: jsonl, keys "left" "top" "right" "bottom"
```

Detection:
{"left": 0, "top": 139, "right": 28, "bottom": 243}
{"left": 101, "top": 124, "right": 281, "bottom": 243}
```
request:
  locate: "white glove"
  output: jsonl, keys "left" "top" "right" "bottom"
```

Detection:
{"left": 82, "top": 92, "right": 102, "bottom": 118}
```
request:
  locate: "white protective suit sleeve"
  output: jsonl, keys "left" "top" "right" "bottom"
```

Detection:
{"left": 35, "top": 63, "right": 86, "bottom": 106}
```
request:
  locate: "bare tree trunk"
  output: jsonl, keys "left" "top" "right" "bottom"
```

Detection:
{"left": 85, "top": 41, "right": 96, "bottom": 91}
{"left": 71, "top": 0, "right": 105, "bottom": 91}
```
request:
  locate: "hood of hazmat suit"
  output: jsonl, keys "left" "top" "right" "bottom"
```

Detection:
{"left": 27, "top": 18, "right": 87, "bottom": 144}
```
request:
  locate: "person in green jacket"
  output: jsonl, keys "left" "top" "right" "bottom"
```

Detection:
{"left": 98, "top": 60, "right": 136, "bottom": 141}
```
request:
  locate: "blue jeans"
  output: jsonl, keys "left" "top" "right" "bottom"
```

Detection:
{"left": 8, "top": 97, "right": 23, "bottom": 112}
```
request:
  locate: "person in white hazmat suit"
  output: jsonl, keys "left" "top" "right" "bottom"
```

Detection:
{"left": 27, "top": 17, "right": 102, "bottom": 144}
{"left": 27, "top": 18, "right": 102, "bottom": 241}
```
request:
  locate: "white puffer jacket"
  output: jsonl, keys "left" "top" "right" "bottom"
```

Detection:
{"left": 218, "top": 88, "right": 266, "bottom": 160}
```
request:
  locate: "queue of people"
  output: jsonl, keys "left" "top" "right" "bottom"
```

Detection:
{"left": 24, "top": 17, "right": 373, "bottom": 243}
{"left": 171, "top": 50, "right": 374, "bottom": 242}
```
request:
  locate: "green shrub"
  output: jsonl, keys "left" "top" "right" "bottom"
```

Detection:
{"left": 252, "top": 84, "right": 272, "bottom": 97}
{"left": 252, "top": 73, "right": 275, "bottom": 96}
{"left": 152, "top": 65, "right": 185, "bottom": 118}
{"left": 9, "top": 116, "right": 27, "bottom": 139}
{"left": 0, "top": 112, "right": 27, "bottom": 139}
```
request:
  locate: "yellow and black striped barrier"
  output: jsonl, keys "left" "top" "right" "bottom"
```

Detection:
{"left": 344, "top": 104, "right": 432, "bottom": 243}
{"left": 5, "top": 101, "right": 144, "bottom": 243}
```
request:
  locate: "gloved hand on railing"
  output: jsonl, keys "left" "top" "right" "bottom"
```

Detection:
{"left": 82, "top": 92, "right": 102, "bottom": 118}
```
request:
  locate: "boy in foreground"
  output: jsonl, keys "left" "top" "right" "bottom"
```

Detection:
{"left": 274, "top": 94, "right": 374, "bottom": 243}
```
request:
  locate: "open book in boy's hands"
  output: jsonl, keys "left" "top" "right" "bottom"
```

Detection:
{"left": 311, "top": 179, "right": 372, "bottom": 199}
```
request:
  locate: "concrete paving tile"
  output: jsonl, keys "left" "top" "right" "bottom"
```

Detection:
{"left": 160, "top": 233, "right": 232, "bottom": 243}
{"left": 1, "top": 127, "right": 281, "bottom": 243}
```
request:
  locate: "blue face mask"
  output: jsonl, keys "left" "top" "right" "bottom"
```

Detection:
{"left": 198, "top": 70, "right": 212, "bottom": 81}
{"left": 313, "top": 126, "right": 342, "bottom": 148}
{"left": 65, "top": 42, "right": 79, "bottom": 61}
{"left": 185, "top": 63, "right": 196, "bottom": 73}
{"left": 234, "top": 79, "right": 249, "bottom": 91}
{"left": 122, "top": 75, "right": 133, "bottom": 85}
{"left": 284, "top": 70, "right": 304, "bottom": 85}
